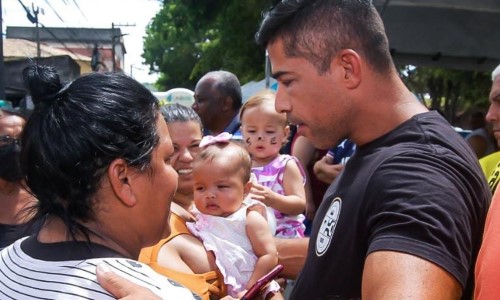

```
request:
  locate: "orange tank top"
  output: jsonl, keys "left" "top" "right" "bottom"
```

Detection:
{"left": 139, "top": 213, "right": 227, "bottom": 300}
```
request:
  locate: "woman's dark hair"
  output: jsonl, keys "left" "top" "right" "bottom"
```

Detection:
{"left": 161, "top": 103, "right": 203, "bottom": 132}
{"left": 21, "top": 65, "right": 160, "bottom": 239}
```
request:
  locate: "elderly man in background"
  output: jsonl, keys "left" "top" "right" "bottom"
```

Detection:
{"left": 479, "top": 65, "right": 500, "bottom": 193}
{"left": 192, "top": 70, "right": 243, "bottom": 141}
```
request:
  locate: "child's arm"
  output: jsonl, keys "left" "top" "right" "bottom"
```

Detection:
{"left": 245, "top": 209, "right": 279, "bottom": 290}
{"left": 251, "top": 159, "right": 306, "bottom": 215}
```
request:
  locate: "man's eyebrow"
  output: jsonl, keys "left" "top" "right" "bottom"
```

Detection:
{"left": 272, "top": 71, "right": 289, "bottom": 80}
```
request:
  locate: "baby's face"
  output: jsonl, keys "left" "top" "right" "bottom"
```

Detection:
{"left": 193, "top": 156, "right": 249, "bottom": 217}
{"left": 241, "top": 103, "right": 288, "bottom": 162}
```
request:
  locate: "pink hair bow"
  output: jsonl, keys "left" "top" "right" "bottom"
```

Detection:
{"left": 199, "top": 132, "right": 233, "bottom": 148}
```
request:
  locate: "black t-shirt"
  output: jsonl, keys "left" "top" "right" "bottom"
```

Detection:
{"left": 290, "top": 111, "right": 490, "bottom": 300}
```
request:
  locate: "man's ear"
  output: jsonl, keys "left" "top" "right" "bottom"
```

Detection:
{"left": 337, "top": 49, "right": 362, "bottom": 89}
{"left": 108, "top": 158, "right": 137, "bottom": 207}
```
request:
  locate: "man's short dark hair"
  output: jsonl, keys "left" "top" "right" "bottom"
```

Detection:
{"left": 256, "top": 0, "right": 393, "bottom": 75}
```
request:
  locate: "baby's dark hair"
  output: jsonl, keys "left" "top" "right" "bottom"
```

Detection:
{"left": 194, "top": 141, "right": 252, "bottom": 183}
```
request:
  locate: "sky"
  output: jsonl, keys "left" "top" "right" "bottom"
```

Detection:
{"left": 2, "top": 0, "right": 162, "bottom": 83}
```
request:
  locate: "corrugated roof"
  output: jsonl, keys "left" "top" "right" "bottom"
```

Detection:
{"left": 7, "top": 26, "right": 121, "bottom": 44}
{"left": 3, "top": 38, "right": 91, "bottom": 62}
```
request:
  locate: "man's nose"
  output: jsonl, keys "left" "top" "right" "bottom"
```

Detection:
{"left": 486, "top": 104, "right": 498, "bottom": 123}
{"left": 274, "top": 86, "right": 290, "bottom": 113}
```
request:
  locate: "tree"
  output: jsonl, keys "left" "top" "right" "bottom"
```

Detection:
{"left": 143, "top": 1, "right": 492, "bottom": 122}
{"left": 399, "top": 66, "right": 491, "bottom": 125}
{"left": 143, "top": 0, "right": 274, "bottom": 91}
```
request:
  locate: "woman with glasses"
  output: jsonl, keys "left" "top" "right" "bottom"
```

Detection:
{"left": 0, "top": 110, "right": 39, "bottom": 249}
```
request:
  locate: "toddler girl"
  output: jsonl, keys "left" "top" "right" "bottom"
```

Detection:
{"left": 186, "top": 135, "right": 280, "bottom": 298}
{"left": 240, "top": 90, "right": 307, "bottom": 238}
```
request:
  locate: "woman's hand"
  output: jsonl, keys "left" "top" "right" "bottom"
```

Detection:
{"left": 96, "top": 264, "right": 161, "bottom": 300}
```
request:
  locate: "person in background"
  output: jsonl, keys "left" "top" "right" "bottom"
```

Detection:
{"left": 475, "top": 63, "right": 500, "bottom": 299}
{"left": 465, "top": 111, "right": 497, "bottom": 158}
{"left": 312, "top": 139, "right": 356, "bottom": 185}
{"left": 480, "top": 64, "right": 500, "bottom": 193}
{"left": 256, "top": 0, "right": 490, "bottom": 299}
{"left": 240, "top": 90, "right": 307, "bottom": 239}
{"left": 193, "top": 70, "right": 243, "bottom": 141}
{"left": 187, "top": 137, "right": 281, "bottom": 299}
{"left": 0, "top": 65, "right": 198, "bottom": 299}
{"left": 0, "top": 107, "right": 39, "bottom": 249}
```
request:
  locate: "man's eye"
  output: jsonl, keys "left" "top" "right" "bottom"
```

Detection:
{"left": 281, "top": 80, "right": 292, "bottom": 87}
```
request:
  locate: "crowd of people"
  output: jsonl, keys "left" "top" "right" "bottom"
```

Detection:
{"left": 1, "top": 0, "right": 500, "bottom": 299}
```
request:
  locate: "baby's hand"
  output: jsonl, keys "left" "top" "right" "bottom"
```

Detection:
{"left": 249, "top": 182, "right": 275, "bottom": 206}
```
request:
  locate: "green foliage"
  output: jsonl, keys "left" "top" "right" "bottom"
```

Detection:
{"left": 143, "top": 1, "right": 492, "bottom": 121}
{"left": 142, "top": 0, "right": 273, "bottom": 90}
{"left": 399, "top": 66, "right": 491, "bottom": 124}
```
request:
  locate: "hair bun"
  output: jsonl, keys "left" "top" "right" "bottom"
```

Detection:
{"left": 22, "top": 64, "right": 63, "bottom": 106}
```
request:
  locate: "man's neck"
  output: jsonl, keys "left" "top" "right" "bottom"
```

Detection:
{"left": 209, "top": 111, "right": 238, "bottom": 135}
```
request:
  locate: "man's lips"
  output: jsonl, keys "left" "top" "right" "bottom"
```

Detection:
{"left": 287, "top": 115, "right": 303, "bottom": 127}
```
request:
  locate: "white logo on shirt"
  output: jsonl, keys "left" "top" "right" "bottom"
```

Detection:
{"left": 316, "top": 197, "right": 341, "bottom": 256}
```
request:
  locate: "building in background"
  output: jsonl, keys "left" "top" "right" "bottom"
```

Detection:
{"left": 6, "top": 26, "right": 126, "bottom": 72}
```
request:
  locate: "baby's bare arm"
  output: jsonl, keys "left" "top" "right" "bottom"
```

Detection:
{"left": 246, "top": 210, "right": 279, "bottom": 289}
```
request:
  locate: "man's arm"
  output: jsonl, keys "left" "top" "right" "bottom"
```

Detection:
{"left": 275, "top": 237, "right": 309, "bottom": 279}
{"left": 362, "top": 251, "right": 462, "bottom": 299}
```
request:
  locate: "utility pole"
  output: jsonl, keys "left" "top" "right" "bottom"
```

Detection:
{"left": 20, "top": 1, "right": 41, "bottom": 57}
{"left": 0, "top": 0, "right": 5, "bottom": 99}
{"left": 111, "top": 22, "right": 115, "bottom": 72}
{"left": 111, "top": 22, "right": 134, "bottom": 72}
{"left": 32, "top": 3, "right": 40, "bottom": 57}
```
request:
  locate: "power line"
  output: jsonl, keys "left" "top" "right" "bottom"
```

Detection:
{"left": 39, "top": 23, "right": 87, "bottom": 60}
{"left": 71, "top": 0, "right": 88, "bottom": 21}
{"left": 42, "top": 0, "right": 65, "bottom": 23}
